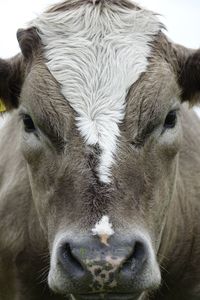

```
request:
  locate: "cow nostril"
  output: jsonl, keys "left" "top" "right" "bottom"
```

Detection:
{"left": 121, "top": 241, "right": 147, "bottom": 276}
{"left": 132, "top": 241, "right": 146, "bottom": 264}
{"left": 58, "top": 243, "right": 85, "bottom": 276}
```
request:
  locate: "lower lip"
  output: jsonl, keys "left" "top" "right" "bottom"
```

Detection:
{"left": 73, "top": 294, "right": 140, "bottom": 300}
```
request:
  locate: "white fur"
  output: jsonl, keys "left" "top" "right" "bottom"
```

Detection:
{"left": 92, "top": 215, "right": 114, "bottom": 237}
{"left": 194, "top": 106, "right": 200, "bottom": 118}
{"left": 0, "top": 114, "right": 9, "bottom": 129}
{"left": 31, "top": 1, "right": 160, "bottom": 183}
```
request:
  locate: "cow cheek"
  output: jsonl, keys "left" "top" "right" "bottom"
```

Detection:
{"left": 22, "top": 147, "right": 60, "bottom": 233}
{"left": 150, "top": 156, "right": 179, "bottom": 251}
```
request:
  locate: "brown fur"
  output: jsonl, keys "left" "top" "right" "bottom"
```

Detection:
{"left": 0, "top": 55, "right": 24, "bottom": 109}
{"left": 17, "top": 27, "right": 42, "bottom": 60}
{"left": 180, "top": 49, "right": 200, "bottom": 102}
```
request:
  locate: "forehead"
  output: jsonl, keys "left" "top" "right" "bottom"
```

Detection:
{"left": 29, "top": 0, "right": 165, "bottom": 183}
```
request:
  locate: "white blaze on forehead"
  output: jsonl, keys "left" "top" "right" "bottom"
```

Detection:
{"left": 31, "top": 1, "right": 161, "bottom": 183}
{"left": 92, "top": 215, "right": 114, "bottom": 246}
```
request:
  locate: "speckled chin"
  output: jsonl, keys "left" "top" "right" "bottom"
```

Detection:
{"left": 71, "top": 292, "right": 143, "bottom": 300}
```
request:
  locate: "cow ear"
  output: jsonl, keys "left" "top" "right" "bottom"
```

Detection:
{"left": 0, "top": 27, "right": 41, "bottom": 112}
{"left": 0, "top": 55, "right": 24, "bottom": 111}
{"left": 17, "top": 27, "right": 41, "bottom": 60}
{"left": 177, "top": 47, "right": 200, "bottom": 104}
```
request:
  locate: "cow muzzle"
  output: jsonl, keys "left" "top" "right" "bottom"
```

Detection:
{"left": 48, "top": 233, "right": 161, "bottom": 299}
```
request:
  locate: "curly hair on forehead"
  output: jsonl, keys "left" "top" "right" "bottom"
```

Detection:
{"left": 47, "top": 0, "right": 138, "bottom": 13}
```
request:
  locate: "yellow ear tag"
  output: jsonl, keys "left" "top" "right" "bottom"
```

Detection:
{"left": 0, "top": 100, "right": 6, "bottom": 112}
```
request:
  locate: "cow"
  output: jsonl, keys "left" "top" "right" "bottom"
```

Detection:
{"left": 0, "top": 0, "right": 200, "bottom": 299}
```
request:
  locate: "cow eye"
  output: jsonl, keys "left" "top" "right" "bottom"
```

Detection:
{"left": 22, "top": 114, "right": 36, "bottom": 133}
{"left": 163, "top": 110, "right": 177, "bottom": 129}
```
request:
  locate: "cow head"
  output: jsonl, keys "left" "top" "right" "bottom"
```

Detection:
{"left": 0, "top": 0, "right": 199, "bottom": 299}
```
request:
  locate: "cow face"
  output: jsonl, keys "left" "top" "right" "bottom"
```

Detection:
{"left": 0, "top": 1, "right": 200, "bottom": 299}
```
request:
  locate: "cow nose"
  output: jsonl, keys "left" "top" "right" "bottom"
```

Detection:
{"left": 57, "top": 236, "right": 150, "bottom": 291}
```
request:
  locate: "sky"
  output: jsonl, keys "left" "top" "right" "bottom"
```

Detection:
{"left": 0, "top": 0, "right": 199, "bottom": 125}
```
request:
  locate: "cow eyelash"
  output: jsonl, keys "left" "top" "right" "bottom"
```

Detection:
{"left": 163, "top": 110, "right": 178, "bottom": 130}
{"left": 20, "top": 113, "right": 36, "bottom": 133}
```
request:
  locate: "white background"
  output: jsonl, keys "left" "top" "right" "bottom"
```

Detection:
{"left": 0, "top": 0, "right": 199, "bottom": 126}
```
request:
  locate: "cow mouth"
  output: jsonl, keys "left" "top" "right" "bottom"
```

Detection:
{"left": 71, "top": 293, "right": 142, "bottom": 300}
